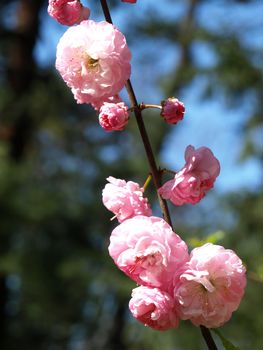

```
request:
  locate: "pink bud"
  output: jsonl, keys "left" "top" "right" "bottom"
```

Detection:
{"left": 161, "top": 97, "right": 185, "bottom": 125}
{"left": 48, "top": 0, "right": 90, "bottom": 26}
{"left": 122, "top": 0, "right": 137, "bottom": 3}
{"left": 99, "top": 102, "right": 129, "bottom": 131}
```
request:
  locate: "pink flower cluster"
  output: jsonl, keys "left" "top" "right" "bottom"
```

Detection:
{"left": 109, "top": 215, "right": 188, "bottom": 330}
{"left": 51, "top": 0, "right": 246, "bottom": 333}
{"left": 108, "top": 215, "right": 246, "bottom": 330}
{"left": 103, "top": 172, "right": 246, "bottom": 331}
{"left": 159, "top": 145, "right": 220, "bottom": 205}
{"left": 49, "top": 2, "right": 133, "bottom": 130}
{"left": 50, "top": 3, "right": 186, "bottom": 132}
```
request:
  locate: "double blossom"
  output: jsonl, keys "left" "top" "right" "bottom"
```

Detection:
{"left": 108, "top": 215, "right": 189, "bottom": 291}
{"left": 159, "top": 145, "right": 220, "bottom": 205}
{"left": 56, "top": 20, "right": 131, "bottom": 107}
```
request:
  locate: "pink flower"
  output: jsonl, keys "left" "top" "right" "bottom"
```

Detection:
{"left": 129, "top": 286, "right": 180, "bottom": 331}
{"left": 99, "top": 102, "right": 129, "bottom": 131}
{"left": 161, "top": 97, "right": 185, "bottom": 124}
{"left": 48, "top": 0, "right": 90, "bottom": 26}
{"left": 174, "top": 243, "right": 246, "bottom": 328}
{"left": 56, "top": 20, "right": 131, "bottom": 105}
{"left": 102, "top": 177, "right": 152, "bottom": 222}
{"left": 122, "top": 0, "right": 137, "bottom": 3}
{"left": 158, "top": 145, "right": 220, "bottom": 205}
{"left": 108, "top": 216, "right": 189, "bottom": 290}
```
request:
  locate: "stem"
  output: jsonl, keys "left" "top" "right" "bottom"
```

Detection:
{"left": 200, "top": 326, "right": 218, "bottom": 350}
{"left": 100, "top": 0, "right": 172, "bottom": 225}
{"left": 124, "top": 79, "right": 173, "bottom": 226}
{"left": 140, "top": 103, "right": 162, "bottom": 110}
{"left": 162, "top": 168, "right": 177, "bottom": 175}
{"left": 99, "top": 1, "right": 218, "bottom": 350}
{"left": 143, "top": 174, "right": 152, "bottom": 190}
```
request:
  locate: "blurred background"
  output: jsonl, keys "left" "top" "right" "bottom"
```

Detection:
{"left": 0, "top": 0, "right": 263, "bottom": 349}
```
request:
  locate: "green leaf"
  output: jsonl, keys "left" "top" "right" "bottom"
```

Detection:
{"left": 189, "top": 231, "right": 225, "bottom": 248}
{"left": 213, "top": 329, "right": 242, "bottom": 350}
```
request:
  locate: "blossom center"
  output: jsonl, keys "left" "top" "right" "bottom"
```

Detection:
{"left": 87, "top": 57, "right": 99, "bottom": 68}
{"left": 80, "top": 54, "right": 100, "bottom": 76}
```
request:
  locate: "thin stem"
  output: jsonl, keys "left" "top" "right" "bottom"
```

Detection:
{"left": 99, "top": 1, "right": 218, "bottom": 350}
{"left": 124, "top": 79, "right": 173, "bottom": 226}
{"left": 140, "top": 103, "right": 162, "bottom": 110}
{"left": 100, "top": 0, "right": 113, "bottom": 23}
{"left": 143, "top": 174, "right": 152, "bottom": 190}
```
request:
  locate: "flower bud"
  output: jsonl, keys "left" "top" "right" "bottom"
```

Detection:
{"left": 161, "top": 97, "right": 185, "bottom": 124}
{"left": 99, "top": 102, "right": 129, "bottom": 131}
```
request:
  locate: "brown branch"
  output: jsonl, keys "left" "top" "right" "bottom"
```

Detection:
{"left": 100, "top": 0, "right": 172, "bottom": 227}
{"left": 99, "top": 1, "right": 218, "bottom": 349}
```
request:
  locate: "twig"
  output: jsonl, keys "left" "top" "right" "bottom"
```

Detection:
{"left": 99, "top": 1, "right": 218, "bottom": 349}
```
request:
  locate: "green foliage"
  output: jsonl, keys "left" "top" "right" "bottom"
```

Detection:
{"left": 189, "top": 230, "right": 225, "bottom": 248}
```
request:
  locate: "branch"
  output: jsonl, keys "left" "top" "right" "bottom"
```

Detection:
{"left": 99, "top": 1, "right": 218, "bottom": 349}
{"left": 100, "top": 0, "right": 172, "bottom": 227}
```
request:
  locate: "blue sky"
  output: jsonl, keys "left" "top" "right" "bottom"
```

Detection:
{"left": 36, "top": 0, "right": 263, "bottom": 194}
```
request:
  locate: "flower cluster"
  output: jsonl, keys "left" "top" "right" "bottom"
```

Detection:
{"left": 102, "top": 172, "right": 246, "bottom": 331}
{"left": 49, "top": 0, "right": 247, "bottom": 335}
{"left": 49, "top": 5, "right": 187, "bottom": 132}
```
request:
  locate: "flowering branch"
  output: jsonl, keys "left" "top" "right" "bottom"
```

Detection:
{"left": 99, "top": 1, "right": 219, "bottom": 349}
{"left": 100, "top": 0, "right": 172, "bottom": 227}
{"left": 49, "top": 1, "right": 246, "bottom": 348}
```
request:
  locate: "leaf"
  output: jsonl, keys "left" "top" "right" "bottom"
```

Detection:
{"left": 189, "top": 231, "right": 225, "bottom": 248}
{"left": 205, "top": 230, "right": 225, "bottom": 244}
{"left": 213, "top": 329, "right": 242, "bottom": 350}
